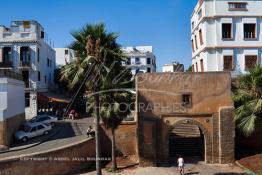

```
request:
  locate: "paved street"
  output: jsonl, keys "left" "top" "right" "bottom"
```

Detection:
{"left": 84, "top": 163, "right": 247, "bottom": 175}
{"left": 0, "top": 117, "right": 93, "bottom": 160}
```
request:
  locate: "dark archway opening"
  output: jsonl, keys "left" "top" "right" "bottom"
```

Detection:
{"left": 169, "top": 122, "right": 205, "bottom": 162}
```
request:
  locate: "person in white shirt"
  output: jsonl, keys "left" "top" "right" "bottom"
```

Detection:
{"left": 177, "top": 155, "right": 185, "bottom": 175}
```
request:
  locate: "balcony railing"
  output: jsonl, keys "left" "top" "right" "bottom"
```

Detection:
{"left": 0, "top": 61, "right": 13, "bottom": 68}
{"left": 0, "top": 70, "right": 22, "bottom": 80}
{"left": 19, "top": 61, "right": 31, "bottom": 67}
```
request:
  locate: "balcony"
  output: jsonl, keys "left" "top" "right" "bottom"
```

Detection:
{"left": 19, "top": 61, "right": 31, "bottom": 68}
{"left": 0, "top": 61, "right": 13, "bottom": 68}
{"left": 0, "top": 69, "right": 22, "bottom": 80}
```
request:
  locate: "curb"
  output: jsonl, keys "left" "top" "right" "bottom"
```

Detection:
{"left": 0, "top": 124, "right": 62, "bottom": 154}
{"left": 235, "top": 161, "right": 257, "bottom": 175}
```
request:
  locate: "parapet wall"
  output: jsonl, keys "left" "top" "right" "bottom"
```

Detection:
{"left": 0, "top": 138, "right": 96, "bottom": 175}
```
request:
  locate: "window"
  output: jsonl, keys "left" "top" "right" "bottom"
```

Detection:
{"left": 198, "top": 9, "right": 202, "bottom": 20}
{"left": 65, "top": 49, "right": 69, "bottom": 55}
{"left": 195, "top": 35, "right": 198, "bottom": 49}
{"left": 200, "top": 59, "right": 204, "bottom": 72}
{"left": 22, "top": 70, "right": 29, "bottom": 87}
{"left": 223, "top": 56, "right": 234, "bottom": 71}
{"left": 191, "top": 39, "right": 195, "bottom": 52}
{"left": 37, "top": 125, "right": 45, "bottom": 130}
{"left": 126, "top": 58, "right": 131, "bottom": 65}
{"left": 38, "top": 71, "right": 41, "bottom": 81}
{"left": 41, "top": 31, "right": 45, "bottom": 38}
{"left": 37, "top": 48, "right": 40, "bottom": 63}
{"left": 147, "top": 67, "right": 151, "bottom": 73}
{"left": 192, "top": 22, "right": 194, "bottom": 29}
{"left": 20, "top": 47, "right": 30, "bottom": 62}
{"left": 196, "top": 62, "right": 198, "bottom": 72}
{"left": 3, "top": 47, "right": 12, "bottom": 63}
{"left": 245, "top": 55, "right": 257, "bottom": 70}
{"left": 244, "top": 24, "right": 256, "bottom": 39}
{"left": 47, "top": 58, "right": 50, "bottom": 67}
{"left": 135, "top": 57, "right": 140, "bottom": 64}
{"left": 199, "top": 29, "right": 203, "bottom": 45}
{"left": 228, "top": 2, "right": 247, "bottom": 10}
{"left": 147, "top": 58, "right": 151, "bottom": 64}
{"left": 182, "top": 94, "right": 192, "bottom": 107}
{"left": 222, "top": 23, "right": 232, "bottom": 39}
{"left": 25, "top": 93, "right": 30, "bottom": 107}
{"left": 30, "top": 127, "right": 37, "bottom": 132}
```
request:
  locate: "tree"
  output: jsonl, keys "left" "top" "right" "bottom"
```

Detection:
{"left": 60, "top": 23, "right": 128, "bottom": 175}
{"left": 186, "top": 65, "right": 192, "bottom": 72}
{"left": 97, "top": 63, "right": 133, "bottom": 171}
{"left": 233, "top": 66, "right": 262, "bottom": 136}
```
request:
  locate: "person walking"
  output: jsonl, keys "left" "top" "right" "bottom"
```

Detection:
{"left": 177, "top": 155, "right": 185, "bottom": 175}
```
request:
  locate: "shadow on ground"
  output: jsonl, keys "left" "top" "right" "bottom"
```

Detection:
{"left": 184, "top": 172, "right": 199, "bottom": 175}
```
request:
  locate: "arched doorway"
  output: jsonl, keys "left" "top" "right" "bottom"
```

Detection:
{"left": 169, "top": 121, "right": 205, "bottom": 162}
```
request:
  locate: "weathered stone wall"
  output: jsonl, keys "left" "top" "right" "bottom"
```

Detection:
{"left": 219, "top": 107, "right": 235, "bottom": 163}
{"left": 0, "top": 113, "right": 25, "bottom": 147}
{"left": 136, "top": 72, "right": 233, "bottom": 117}
{"left": 0, "top": 138, "right": 96, "bottom": 175}
{"left": 101, "top": 122, "right": 138, "bottom": 160}
{"left": 136, "top": 72, "right": 234, "bottom": 166}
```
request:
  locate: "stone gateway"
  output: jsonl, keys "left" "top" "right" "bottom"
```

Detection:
{"left": 135, "top": 72, "right": 235, "bottom": 166}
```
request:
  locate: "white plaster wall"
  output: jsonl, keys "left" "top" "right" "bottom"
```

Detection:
{"left": 0, "top": 78, "right": 25, "bottom": 121}
{"left": 191, "top": 0, "right": 262, "bottom": 74}
{"left": 54, "top": 48, "right": 75, "bottom": 67}
{"left": 123, "top": 46, "right": 156, "bottom": 74}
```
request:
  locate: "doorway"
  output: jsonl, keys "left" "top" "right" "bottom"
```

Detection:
{"left": 169, "top": 122, "right": 205, "bottom": 162}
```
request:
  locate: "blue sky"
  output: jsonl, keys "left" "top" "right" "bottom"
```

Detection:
{"left": 0, "top": 0, "right": 197, "bottom": 71}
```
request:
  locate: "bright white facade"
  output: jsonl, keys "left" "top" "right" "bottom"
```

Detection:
{"left": 191, "top": 0, "right": 262, "bottom": 75}
{"left": 162, "top": 62, "right": 184, "bottom": 72}
{"left": 0, "top": 71, "right": 25, "bottom": 146}
{"left": 122, "top": 46, "right": 156, "bottom": 75}
{"left": 0, "top": 76, "right": 25, "bottom": 122}
{"left": 54, "top": 48, "right": 75, "bottom": 67}
{"left": 0, "top": 20, "right": 56, "bottom": 118}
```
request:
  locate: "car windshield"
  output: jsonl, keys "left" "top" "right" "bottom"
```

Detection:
{"left": 29, "top": 117, "right": 37, "bottom": 123}
{"left": 24, "top": 126, "right": 31, "bottom": 132}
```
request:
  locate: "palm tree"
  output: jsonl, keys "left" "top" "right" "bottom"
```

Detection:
{"left": 233, "top": 66, "right": 262, "bottom": 136}
{"left": 60, "top": 23, "right": 127, "bottom": 175}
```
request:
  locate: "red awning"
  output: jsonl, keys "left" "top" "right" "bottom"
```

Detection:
{"left": 37, "top": 92, "right": 70, "bottom": 103}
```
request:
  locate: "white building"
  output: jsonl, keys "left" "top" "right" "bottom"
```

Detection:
{"left": 162, "top": 62, "right": 184, "bottom": 72}
{"left": 191, "top": 0, "right": 262, "bottom": 75}
{"left": 0, "top": 70, "right": 25, "bottom": 147}
{"left": 122, "top": 46, "right": 156, "bottom": 75}
{"left": 0, "top": 20, "right": 56, "bottom": 118}
{"left": 54, "top": 48, "right": 75, "bottom": 67}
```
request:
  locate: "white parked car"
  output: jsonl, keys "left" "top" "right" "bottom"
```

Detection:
{"left": 15, "top": 123, "right": 52, "bottom": 142}
{"left": 25, "top": 115, "right": 58, "bottom": 127}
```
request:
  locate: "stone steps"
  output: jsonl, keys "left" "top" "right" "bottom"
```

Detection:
{"left": 169, "top": 123, "right": 203, "bottom": 157}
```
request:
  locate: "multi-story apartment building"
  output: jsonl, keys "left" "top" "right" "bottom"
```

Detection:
{"left": 122, "top": 46, "right": 156, "bottom": 75}
{"left": 54, "top": 48, "right": 75, "bottom": 67}
{"left": 191, "top": 0, "right": 262, "bottom": 75}
{"left": 162, "top": 62, "right": 184, "bottom": 72}
{"left": 0, "top": 20, "right": 55, "bottom": 118}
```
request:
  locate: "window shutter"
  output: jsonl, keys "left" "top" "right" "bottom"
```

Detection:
{"left": 0, "top": 48, "right": 2, "bottom": 62}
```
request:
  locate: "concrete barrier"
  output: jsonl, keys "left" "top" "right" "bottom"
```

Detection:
{"left": 0, "top": 138, "right": 96, "bottom": 175}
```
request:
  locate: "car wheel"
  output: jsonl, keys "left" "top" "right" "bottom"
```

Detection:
{"left": 51, "top": 122, "right": 55, "bottom": 127}
{"left": 22, "top": 137, "right": 28, "bottom": 142}
{"left": 44, "top": 131, "right": 49, "bottom": 135}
